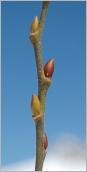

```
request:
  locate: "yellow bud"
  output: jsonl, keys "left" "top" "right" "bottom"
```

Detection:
{"left": 30, "top": 16, "right": 39, "bottom": 34}
{"left": 31, "top": 94, "right": 41, "bottom": 117}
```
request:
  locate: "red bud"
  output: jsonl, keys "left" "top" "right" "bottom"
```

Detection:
{"left": 43, "top": 132, "right": 48, "bottom": 150}
{"left": 44, "top": 58, "right": 54, "bottom": 78}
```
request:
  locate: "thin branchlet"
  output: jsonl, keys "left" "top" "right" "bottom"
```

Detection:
{"left": 30, "top": 1, "right": 51, "bottom": 171}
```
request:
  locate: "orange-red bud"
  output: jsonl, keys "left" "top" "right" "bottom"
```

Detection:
{"left": 43, "top": 132, "right": 48, "bottom": 150}
{"left": 44, "top": 58, "right": 54, "bottom": 78}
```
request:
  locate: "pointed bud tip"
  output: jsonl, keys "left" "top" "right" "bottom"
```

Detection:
{"left": 30, "top": 16, "right": 39, "bottom": 34}
{"left": 31, "top": 94, "right": 41, "bottom": 116}
{"left": 44, "top": 58, "right": 54, "bottom": 78}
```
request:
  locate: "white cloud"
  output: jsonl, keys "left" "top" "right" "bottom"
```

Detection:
{"left": 2, "top": 134, "right": 86, "bottom": 171}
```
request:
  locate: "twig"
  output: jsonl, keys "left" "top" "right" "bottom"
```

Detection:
{"left": 29, "top": 1, "right": 51, "bottom": 171}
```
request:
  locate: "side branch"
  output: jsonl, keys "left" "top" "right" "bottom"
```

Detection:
{"left": 39, "top": 1, "right": 50, "bottom": 37}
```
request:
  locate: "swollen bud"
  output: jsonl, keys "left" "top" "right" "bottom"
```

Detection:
{"left": 43, "top": 132, "right": 48, "bottom": 150}
{"left": 31, "top": 94, "right": 41, "bottom": 117}
{"left": 30, "top": 16, "right": 39, "bottom": 35}
{"left": 44, "top": 58, "right": 54, "bottom": 78}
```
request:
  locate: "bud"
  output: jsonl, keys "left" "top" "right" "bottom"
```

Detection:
{"left": 44, "top": 58, "right": 54, "bottom": 78}
{"left": 31, "top": 94, "right": 41, "bottom": 117}
{"left": 30, "top": 16, "right": 39, "bottom": 35}
{"left": 43, "top": 132, "right": 48, "bottom": 150}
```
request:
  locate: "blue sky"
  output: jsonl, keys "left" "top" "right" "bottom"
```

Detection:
{"left": 1, "top": 1, "right": 86, "bottom": 170}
